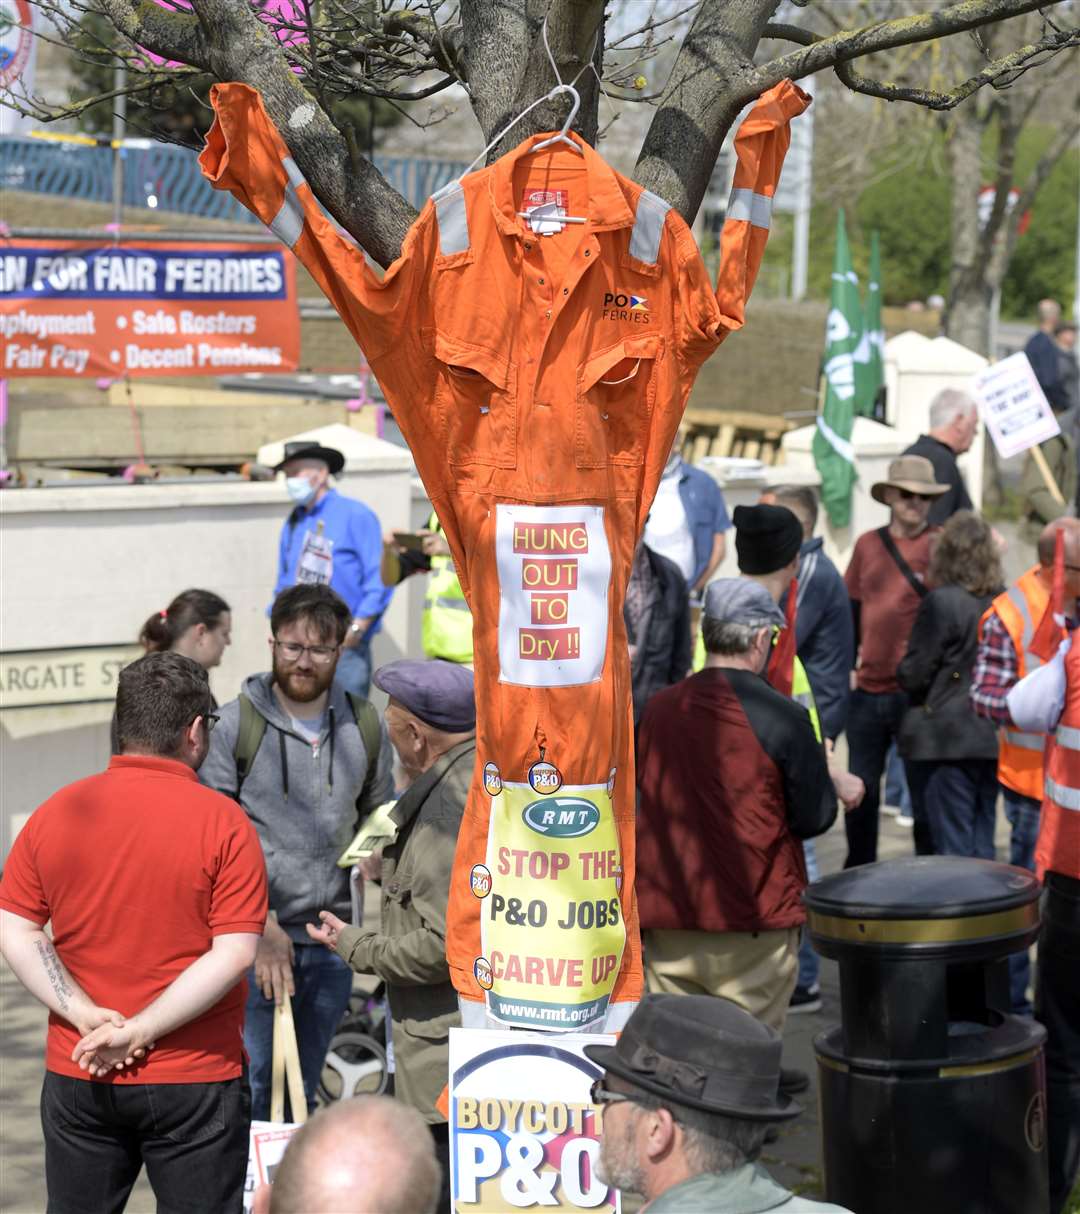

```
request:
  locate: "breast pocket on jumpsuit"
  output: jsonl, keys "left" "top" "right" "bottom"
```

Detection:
{"left": 575, "top": 334, "right": 662, "bottom": 468}
{"left": 427, "top": 329, "right": 517, "bottom": 468}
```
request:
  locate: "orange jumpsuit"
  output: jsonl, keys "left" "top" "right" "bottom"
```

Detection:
{"left": 201, "top": 79, "right": 810, "bottom": 1031}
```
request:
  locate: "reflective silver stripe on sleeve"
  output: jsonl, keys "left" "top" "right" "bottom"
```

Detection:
{"left": 432, "top": 180, "right": 470, "bottom": 255}
{"left": 1004, "top": 584, "right": 1043, "bottom": 673}
{"left": 629, "top": 189, "right": 672, "bottom": 265}
{"left": 726, "top": 187, "right": 773, "bottom": 230}
{"left": 1004, "top": 730, "right": 1046, "bottom": 753}
{"left": 1047, "top": 776, "right": 1080, "bottom": 811}
{"left": 269, "top": 157, "right": 306, "bottom": 248}
{"left": 431, "top": 596, "right": 470, "bottom": 612}
{"left": 1056, "top": 724, "right": 1080, "bottom": 751}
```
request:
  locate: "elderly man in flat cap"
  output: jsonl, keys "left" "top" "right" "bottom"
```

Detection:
{"left": 636, "top": 580, "right": 835, "bottom": 1035}
{"left": 586, "top": 994, "right": 854, "bottom": 1212}
{"left": 308, "top": 658, "right": 475, "bottom": 1210}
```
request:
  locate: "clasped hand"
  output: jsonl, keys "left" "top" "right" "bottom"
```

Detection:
{"left": 71, "top": 1008, "right": 155, "bottom": 1078}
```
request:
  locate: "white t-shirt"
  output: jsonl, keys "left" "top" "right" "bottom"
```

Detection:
{"left": 644, "top": 467, "right": 695, "bottom": 582}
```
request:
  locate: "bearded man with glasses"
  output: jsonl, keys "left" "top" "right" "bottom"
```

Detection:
{"left": 843, "top": 455, "right": 948, "bottom": 867}
{"left": 200, "top": 583, "right": 393, "bottom": 1122}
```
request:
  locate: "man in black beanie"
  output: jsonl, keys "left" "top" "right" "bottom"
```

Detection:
{"left": 733, "top": 503, "right": 804, "bottom": 604}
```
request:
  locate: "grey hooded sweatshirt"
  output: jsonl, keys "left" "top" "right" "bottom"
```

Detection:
{"left": 199, "top": 673, "right": 394, "bottom": 942}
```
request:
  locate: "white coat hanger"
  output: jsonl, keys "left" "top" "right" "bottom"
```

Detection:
{"left": 455, "top": 15, "right": 591, "bottom": 228}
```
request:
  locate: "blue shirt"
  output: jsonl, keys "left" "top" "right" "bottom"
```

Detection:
{"left": 274, "top": 489, "right": 390, "bottom": 631}
{"left": 676, "top": 459, "right": 731, "bottom": 586}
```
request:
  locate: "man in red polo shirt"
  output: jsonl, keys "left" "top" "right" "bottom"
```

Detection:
{"left": 0, "top": 651, "right": 267, "bottom": 1214}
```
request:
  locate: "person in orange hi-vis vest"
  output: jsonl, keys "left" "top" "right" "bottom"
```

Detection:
{"left": 200, "top": 79, "right": 810, "bottom": 1033}
{"left": 971, "top": 518, "right": 1079, "bottom": 1013}
{"left": 1003, "top": 522, "right": 1080, "bottom": 1214}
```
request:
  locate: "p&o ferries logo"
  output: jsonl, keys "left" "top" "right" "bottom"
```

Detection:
{"left": 602, "top": 290, "right": 651, "bottom": 325}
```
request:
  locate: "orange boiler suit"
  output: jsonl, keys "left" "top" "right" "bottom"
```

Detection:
{"left": 200, "top": 79, "right": 811, "bottom": 1031}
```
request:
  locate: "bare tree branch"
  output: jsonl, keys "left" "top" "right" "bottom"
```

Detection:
{"left": 750, "top": 0, "right": 1052, "bottom": 94}
{"left": 833, "top": 22, "right": 1080, "bottom": 108}
{"left": 98, "top": 0, "right": 211, "bottom": 72}
{"left": 179, "top": 0, "right": 416, "bottom": 267}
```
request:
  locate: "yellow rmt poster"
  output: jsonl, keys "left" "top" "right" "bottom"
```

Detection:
{"left": 470, "top": 780, "right": 625, "bottom": 1031}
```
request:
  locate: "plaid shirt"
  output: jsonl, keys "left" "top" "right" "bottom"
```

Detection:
{"left": 969, "top": 611, "right": 1018, "bottom": 726}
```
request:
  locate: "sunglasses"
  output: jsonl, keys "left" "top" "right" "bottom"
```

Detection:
{"left": 589, "top": 1077, "right": 646, "bottom": 1108}
{"left": 897, "top": 489, "right": 934, "bottom": 503}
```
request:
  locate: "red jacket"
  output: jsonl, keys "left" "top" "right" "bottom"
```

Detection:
{"left": 635, "top": 668, "right": 834, "bottom": 933}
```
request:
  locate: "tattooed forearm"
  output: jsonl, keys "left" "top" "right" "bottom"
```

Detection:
{"left": 35, "top": 937, "right": 74, "bottom": 1013}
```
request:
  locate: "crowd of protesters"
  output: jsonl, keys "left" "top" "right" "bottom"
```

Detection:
{"left": 2, "top": 369, "right": 1078, "bottom": 1214}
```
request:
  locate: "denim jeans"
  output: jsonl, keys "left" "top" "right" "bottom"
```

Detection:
{"left": 334, "top": 635, "right": 372, "bottom": 699}
{"left": 884, "top": 743, "right": 912, "bottom": 814}
{"left": 797, "top": 838, "right": 820, "bottom": 990}
{"left": 844, "top": 689, "right": 909, "bottom": 867}
{"left": 908, "top": 758, "right": 998, "bottom": 860}
{"left": 1002, "top": 784, "right": 1041, "bottom": 1015}
{"left": 244, "top": 943, "right": 354, "bottom": 1121}
{"left": 41, "top": 1071, "right": 250, "bottom": 1214}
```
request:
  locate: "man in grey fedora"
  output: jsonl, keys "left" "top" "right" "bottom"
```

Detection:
{"left": 585, "top": 995, "right": 853, "bottom": 1212}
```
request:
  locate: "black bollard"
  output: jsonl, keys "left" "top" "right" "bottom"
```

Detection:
{"left": 805, "top": 857, "right": 1048, "bottom": 1214}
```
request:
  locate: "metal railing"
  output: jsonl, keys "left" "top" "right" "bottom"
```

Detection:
{"left": 0, "top": 136, "right": 467, "bottom": 221}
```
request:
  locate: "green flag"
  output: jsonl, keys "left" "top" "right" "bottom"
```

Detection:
{"left": 853, "top": 229, "right": 885, "bottom": 419}
{"left": 813, "top": 210, "right": 861, "bottom": 528}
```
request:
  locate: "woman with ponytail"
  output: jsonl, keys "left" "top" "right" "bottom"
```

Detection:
{"left": 138, "top": 589, "right": 232, "bottom": 669}
{"left": 112, "top": 591, "right": 232, "bottom": 753}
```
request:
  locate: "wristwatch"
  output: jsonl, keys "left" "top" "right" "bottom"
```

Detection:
{"left": 350, "top": 620, "right": 363, "bottom": 636}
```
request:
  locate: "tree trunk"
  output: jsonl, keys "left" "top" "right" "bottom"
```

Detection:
{"left": 942, "top": 98, "right": 992, "bottom": 356}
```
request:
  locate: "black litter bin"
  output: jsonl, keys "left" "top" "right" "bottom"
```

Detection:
{"left": 805, "top": 857, "right": 1047, "bottom": 1214}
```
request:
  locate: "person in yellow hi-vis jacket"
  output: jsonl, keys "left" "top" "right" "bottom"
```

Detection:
{"left": 383, "top": 511, "right": 474, "bottom": 665}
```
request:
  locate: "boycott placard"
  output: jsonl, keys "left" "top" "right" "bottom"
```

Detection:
{"left": 496, "top": 505, "right": 611, "bottom": 687}
{"left": 449, "top": 1028, "right": 619, "bottom": 1213}
{"left": 0, "top": 239, "right": 299, "bottom": 377}
{"left": 972, "top": 351, "right": 1061, "bottom": 460}
{"left": 472, "top": 776, "right": 625, "bottom": 1032}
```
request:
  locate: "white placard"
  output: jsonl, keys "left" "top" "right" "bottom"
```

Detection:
{"left": 449, "top": 1027, "right": 619, "bottom": 1213}
{"left": 243, "top": 1120, "right": 300, "bottom": 1211}
{"left": 496, "top": 504, "right": 611, "bottom": 687}
{"left": 972, "top": 351, "right": 1061, "bottom": 460}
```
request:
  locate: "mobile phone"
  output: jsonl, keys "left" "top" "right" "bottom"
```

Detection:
{"left": 392, "top": 531, "right": 429, "bottom": 552}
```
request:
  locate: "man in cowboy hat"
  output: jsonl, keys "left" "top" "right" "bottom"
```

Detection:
{"left": 585, "top": 994, "right": 853, "bottom": 1212}
{"left": 273, "top": 440, "right": 389, "bottom": 696}
{"left": 843, "top": 454, "right": 948, "bottom": 867}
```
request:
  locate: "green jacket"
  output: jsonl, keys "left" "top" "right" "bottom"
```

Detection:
{"left": 645, "top": 1165, "right": 854, "bottom": 1213}
{"left": 334, "top": 738, "right": 474, "bottom": 1123}
{"left": 1020, "top": 410, "right": 1078, "bottom": 547}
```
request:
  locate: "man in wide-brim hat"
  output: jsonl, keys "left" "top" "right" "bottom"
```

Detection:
{"left": 868, "top": 453, "right": 951, "bottom": 506}
{"left": 844, "top": 454, "right": 947, "bottom": 868}
{"left": 272, "top": 439, "right": 389, "bottom": 697}
{"left": 585, "top": 994, "right": 853, "bottom": 1212}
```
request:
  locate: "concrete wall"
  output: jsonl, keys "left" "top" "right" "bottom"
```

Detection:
{"left": 0, "top": 430, "right": 415, "bottom": 857}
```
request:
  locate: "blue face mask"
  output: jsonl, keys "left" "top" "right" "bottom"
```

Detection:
{"left": 286, "top": 477, "right": 317, "bottom": 506}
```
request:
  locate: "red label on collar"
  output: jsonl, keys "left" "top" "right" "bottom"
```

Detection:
{"left": 521, "top": 189, "right": 567, "bottom": 212}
